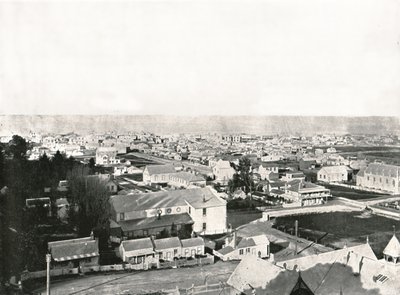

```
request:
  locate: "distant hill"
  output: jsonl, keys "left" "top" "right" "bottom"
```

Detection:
{"left": 0, "top": 115, "right": 399, "bottom": 136}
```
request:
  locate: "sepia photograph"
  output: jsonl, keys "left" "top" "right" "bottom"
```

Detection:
{"left": 0, "top": 0, "right": 399, "bottom": 294}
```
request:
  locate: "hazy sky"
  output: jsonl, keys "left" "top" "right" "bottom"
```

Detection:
{"left": 0, "top": 0, "right": 399, "bottom": 116}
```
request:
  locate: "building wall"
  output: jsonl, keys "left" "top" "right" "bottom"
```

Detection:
{"left": 190, "top": 205, "right": 227, "bottom": 235}
{"left": 318, "top": 170, "right": 348, "bottom": 182}
{"left": 181, "top": 245, "right": 204, "bottom": 257}
{"left": 158, "top": 246, "right": 181, "bottom": 261}
{"left": 222, "top": 244, "right": 269, "bottom": 261}
{"left": 357, "top": 173, "right": 399, "bottom": 194}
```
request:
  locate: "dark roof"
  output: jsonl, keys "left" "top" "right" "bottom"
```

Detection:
{"left": 154, "top": 237, "right": 181, "bottom": 250}
{"left": 290, "top": 272, "right": 314, "bottom": 295}
{"left": 119, "top": 213, "right": 193, "bottom": 232}
{"left": 48, "top": 237, "right": 99, "bottom": 262}
{"left": 217, "top": 246, "right": 235, "bottom": 255}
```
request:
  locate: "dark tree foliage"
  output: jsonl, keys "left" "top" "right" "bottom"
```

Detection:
{"left": 7, "top": 135, "right": 29, "bottom": 160}
{"left": 0, "top": 135, "right": 105, "bottom": 281}
{"left": 67, "top": 165, "right": 111, "bottom": 239}
{"left": 228, "top": 156, "right": 255, "bottom": 195}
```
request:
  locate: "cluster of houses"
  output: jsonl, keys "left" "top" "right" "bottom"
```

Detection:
{"left": 227, "top": 234, "right": 400, "bottom": 294}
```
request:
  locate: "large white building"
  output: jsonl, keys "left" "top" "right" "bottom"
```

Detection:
{"left": 212, "top": 160, "right": 235, "bottom": 185}
{"left": 356, "top": 163, "right": 400, "bottom": 194}
{"left": 317, "top": 165, "right": 352, "bottom": 183}
{"left": 110, "top": 187, "right": 227, "bottom": 239}
{"left": 95, "top": 147, "right": 120, "bottom": 166}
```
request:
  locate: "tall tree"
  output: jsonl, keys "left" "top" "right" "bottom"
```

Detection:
{"left": 7, "top": 135, "right": 29, "bottom": 160}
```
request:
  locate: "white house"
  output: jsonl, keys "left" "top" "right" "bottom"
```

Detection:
{"left": 213, "top": 160, "right": 235, "bottom": 185}
{"left": 181, "top": 237, "right": 205, "bottom": 258}
{"left": 95, "top": 147, "right": 120, "bottom": 166}
{"left": 119, "top": 237, "right": 156, "bottom": 266}
{"left": 258, "top": 164, "right": 279, "bottom": 181}
{"left": 214, "top": 233, "right": 270, "bottom": 261}
{"left": 142, "top": 164, "right": 176, "bottom": 184}
{"left": 317, "top": 165, "right": 352, "bottom": 183}
{"left": 154, "top": 237, "right": 182, "bottom": 261}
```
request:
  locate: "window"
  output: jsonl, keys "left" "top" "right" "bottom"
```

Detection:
{"left": 120, "top": 212, "right": 125, "bottom": 221}
{"left": 174, "top": 249, "right": 178, "bottom": 256}
{"left": 386, "top": 179, "right": 389, "bottom": 184}
{"left": 373, "top": 177, "right": 376, "bottom": 182}
{"left": 393, "top": 180, "right": 396, "bottom": 187}
{"left": 202, "top": 223, "right": 207, "bottom": 231}
{"left": 380, "top": 178, "right": 382, "bottom": 183}
{"left": 239, "top": 249, "right": 244, "bottom": 255}
{"left": 203, "top": 208, "right": 207, "bottom": 216}
{"left": 367, "top": 176, "right": 370, "bottom": 181}
{"left": 246, "top": 248, "right": 250, "bottom": 253}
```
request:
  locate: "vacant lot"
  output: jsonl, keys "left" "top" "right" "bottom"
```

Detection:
{"left": 275, "top": 211, "right": 400, "bottom": 258}
{"left": 322, "top": 183, "right": 388, "bottom": 200}
{"left": 227, "top": 210, "right": 262, "bottom": 229}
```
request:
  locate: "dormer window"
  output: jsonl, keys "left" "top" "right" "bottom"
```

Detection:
{"left": 120, "top": 212, "right": 125, "bottom": 221}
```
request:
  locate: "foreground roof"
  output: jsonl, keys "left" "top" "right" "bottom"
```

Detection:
{"left": 110, "top": 187, "right": 225, "bottom": 213}
{"left": 121, "top": 237, "right": 153, "bottom": 252}
{"left": 48, "top": 237, "right": 99, "bottom": 262}
{"left": 228, "top": 243, "right": 400, "bottom": 294}
{"left": 383, "top": 234, "right": 400, "bottom": 258}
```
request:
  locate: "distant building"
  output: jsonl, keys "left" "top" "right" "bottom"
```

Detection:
{"left": 212, "top": 160, "right": 235, "bottom": 185}
{"left": 142, "top": 164, "right": 176, "bottom": 184}
{"left": 356, "top": 163, "right": 400, "bottom": 194}
{"left": 48, "top": 236, "right": 99, "bottom": 269}
{"left": 168, "top": 171, "right": 206, "bottom": 188}
{"left": 282, "top": 179, "right": 331, "bottom": 206}
{"left": 95, "top": 147, "right": 120, "bottom": 166}
{"left": 317, "top": 165, "right": 352, "bottom": 183}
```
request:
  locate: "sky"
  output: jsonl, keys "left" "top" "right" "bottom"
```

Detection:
{"left": 0, "top": 0, "right": 399, "bottom": 116}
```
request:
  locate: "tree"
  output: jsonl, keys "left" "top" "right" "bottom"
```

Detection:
{"left": 7, "top": 135, "right": 29, "bottom": 160}
{"left": 67, "top": 165, "right": 111, "bottom": 238}
{"left": 0, "top": 145, "right": 4, "bottom": 188}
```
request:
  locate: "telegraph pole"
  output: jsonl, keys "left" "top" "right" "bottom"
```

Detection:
{"left": 294, "top": 220, "right": 298, "bottom": 256}
{"left": 46, "top": 254, "right": 51, "bottom": 295}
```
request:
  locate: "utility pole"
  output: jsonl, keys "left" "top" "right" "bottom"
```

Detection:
{"left": 294, "top": 220, "right": 298, "bottom": 256}
{"left": 46, "top": 254, "right": 51, "bottom": 295}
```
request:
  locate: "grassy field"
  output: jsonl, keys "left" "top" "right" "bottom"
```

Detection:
{"left": 227, "top": 210, "right": 262, "bottom": 229}
{"left": 275, "top": 211, "right": 400, "bottom": 258}
{"left": 322, "top": 183, "right": 388, "bottom": 200}
{"left": 120, "top": 154, "right": 160, "bottom": 167}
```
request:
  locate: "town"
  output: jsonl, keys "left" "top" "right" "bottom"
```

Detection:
{"left": 0, "top": 129, "right": 399, "bottom": 294}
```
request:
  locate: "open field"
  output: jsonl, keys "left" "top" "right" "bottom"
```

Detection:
{"left": 227, "top": 210, "right": 262, "bottom": 229}
{"left": 274, "top": 211, "right": 400, "bottom": 258}
{"left": 322, "top": 183, "right": 389, "bottom": 200}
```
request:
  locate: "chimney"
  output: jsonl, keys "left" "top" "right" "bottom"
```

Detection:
{"left": 90, "top": 230, "right": 94, "bottom": 240}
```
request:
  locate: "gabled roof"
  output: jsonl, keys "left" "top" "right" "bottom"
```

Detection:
{"left": 48, "top": 237, "right": 99, "bottom": 262}
{"left": 181, "top": 237, "right": 205, "bottom": 248}
{"left": 144, "top": 164, "right": 176, "bottom": 175}
{"left": 121, "top": 237, "right": 153, "bottom": 252}
{"left": 217, "top": 246, "right": 235, "bottom": 255}
{"left": 365, "top": 163, "right": 400, "bottom": 177}
{"left": 383, "top": 234, "right": 400, "bottom": 258}
{"left": 290, "top": 272, "right": 314, "bottom": 295}
{"left": 169, "top": 171, "right": 205, "bottom": 182}
{"left": 318, "top": 165, "right": 352, "bottom": 174}
{"left": 154, "top": 237, "right": 181, "bottom": 250}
